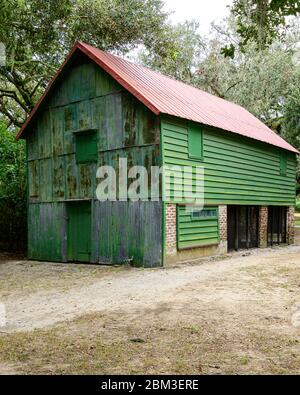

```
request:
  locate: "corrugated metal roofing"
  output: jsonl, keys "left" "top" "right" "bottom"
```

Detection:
{"left": 17, "top": 41, "right": 299, "bottom": 154}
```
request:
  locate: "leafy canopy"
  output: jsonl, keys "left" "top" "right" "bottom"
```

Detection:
{"left": 0, "top": 120, "right": 26, "bottom": 250}
{"left": 0, "top": 0, "right": 168, "bottom": 127}
{"left": 222, "top": 0, "right": 300, "bottom": 57}
{"left": 0, "top": 120, "right": 26, "bottom": 201}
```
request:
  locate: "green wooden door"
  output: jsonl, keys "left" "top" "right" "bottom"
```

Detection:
{"left": 67, "top": 201, "right": 92, "bottom": 262}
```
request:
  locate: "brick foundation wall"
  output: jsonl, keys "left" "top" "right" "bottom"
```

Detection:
{"left": 259, "top": 206, "right": 268, "bottom": 248}
{"left": 219, "top": 205, "right": 227, "bottom": 242}
{"left": 165, "top": 204, "right": 228, "bottom": 263}
{"left": 287, "top": 206, "right": 295, "bottom": 245}
{"left": 218, "top": 205, "right": 228, "bottom": 252}
{"left": 165, "top": 204, "right": 177, "bottom": 255}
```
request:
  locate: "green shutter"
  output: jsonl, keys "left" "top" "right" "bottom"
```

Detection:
{"left": 75, "top": 131, "right": 97, "bottom": 163}
{"left": 177, "top": 205, "right": 219, "bottom": 249}
{"left": 280, "top": 152, "right": 287, "bottom": 176}
{"left": 188, "top": 123, "right": 203, "bottom": 160}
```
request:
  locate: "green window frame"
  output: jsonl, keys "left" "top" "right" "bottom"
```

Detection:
{"left": 280, "top": 152, "right": 287, "bottom": 176}
{"left": 188, "top": 123, "right": 203, "bottom": 160}
{"left": 190, "top": 207, "right": 218, "bottom": 221}
{"left": 75, "top": 130, "right": 97, "bottom": 163}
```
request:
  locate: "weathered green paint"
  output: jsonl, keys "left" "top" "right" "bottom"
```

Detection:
{"left": 67, "top": 201, "right": 92, "bottom": 262}
{"left": 177, "top": 205, "right": 219, "bottom": 249}
{"left": 25, "top": 55, "right": 162, "bottom": 266}
{"left": 161, "top": 117, "right": 296, "bottom": 206}
{"left": 28, "top": 203, "right": 66, "bottom": 262}
{"left": 160, "top": 117, "right": 167, "bottom": 264}
{"left": 94, "top": 201, "right": 162, "bottom": 267}
{"left": 75, "top": 130, "right": 98, "bottom": 163}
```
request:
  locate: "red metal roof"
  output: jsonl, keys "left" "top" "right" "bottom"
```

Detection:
{"left": 17, "top": 41, "right": 299, "bottom": 154}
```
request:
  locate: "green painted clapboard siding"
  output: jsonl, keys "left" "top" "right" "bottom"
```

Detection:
{"left": 161, "top": 117, "right": 296, "bottom": 206}
{"left": 177, "top": 206, "right": 219, "bottom": 249}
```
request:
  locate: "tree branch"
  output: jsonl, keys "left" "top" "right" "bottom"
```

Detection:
{"left": 0, "top": 99, "right": 23, "bottom": 128}
{"left": 225, "top": 80, "right": 243, "bottom": 95}
{"left": 29, "top": 78, "right": 45, "bottom": 98}
{"left": 0, "top": 90, "right": 29, "bottom": 113}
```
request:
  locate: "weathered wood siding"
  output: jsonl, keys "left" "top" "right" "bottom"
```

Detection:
{"left": 28, "top": 202, "right": 66, "bottom": 262}
{"left": 161, "top": 117, "right": 296, "bottom": 206}
{"left": 94, "top": 201, "right": 162, "bottom": 267}
{"left": 26, "top": 57, "right": 162, "bottom": 266}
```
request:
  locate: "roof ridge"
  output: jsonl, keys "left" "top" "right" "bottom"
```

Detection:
{"left": 80, "top": 41, "right": 247, "bottom": 112}
{"left": 16, "top": 41, "right": 299, "bottom": 154}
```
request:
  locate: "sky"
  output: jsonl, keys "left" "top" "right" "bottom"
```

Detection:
{"left": 163, "top": 0, "right": 233, "bottom": 35}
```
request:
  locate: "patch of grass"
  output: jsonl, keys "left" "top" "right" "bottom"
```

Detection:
{"left": 0, "top": 261, "right": 125, "bottom": 299}
{"left": 187, "top": 325, "right": 203, "bottom": 335}
{"left": 1, "top": 310, "right": 300, "bottom": 375}
{"left": 239, "top": 355, "right": 251, "bottom": 365}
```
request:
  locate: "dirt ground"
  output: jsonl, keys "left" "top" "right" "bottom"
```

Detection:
{"left": 295, "top": 227, "right": 300, "bottom": 244}
{"left": 1, "top": 246, "right": 300, "bottom": 374}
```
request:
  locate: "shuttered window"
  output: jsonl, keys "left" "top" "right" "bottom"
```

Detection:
{"left": 75, "top": 130, "right": 97, "bottom": 163}
{"left": 280, "top": 152, "right": 287, "bottom": 176}
{"left": 188, "top": 123, "right": 203, "bottom": 160}
{"left": 177, "top": 205, "right": 219, "bottom": 249}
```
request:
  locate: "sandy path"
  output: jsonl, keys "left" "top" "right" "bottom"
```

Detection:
{"left": 2, "top": 245, "right": 300, "bottom": 332}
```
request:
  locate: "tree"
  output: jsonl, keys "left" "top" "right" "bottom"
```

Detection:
{"left": 282, "top": 81, "right": 300, "bottom": 175}
{"left": 0, "top": 0, "right": 168, "bottom": 127}
{"left": 222, "top": 0, "right": 300, "bottom": 57}
{"left": 139, "top": 21, "right": 205, "bottom": 84}
{"left": 143, "top": 16, "right": 300, "bottom": 141}
{"left": 197, "top": 40, "right": 299, "bottom": 131}
{"left": 0, "top": 121, "right": 26, "bottom": 250}
{"left": 283, "top": 84, "right": 300, "bottom": 146}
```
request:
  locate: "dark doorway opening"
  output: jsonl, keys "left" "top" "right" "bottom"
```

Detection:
{"left": 267, "top": 206, "right": 287, "bottom": 246}
{"left": 227, "top": 206, "right": 259, "bottom": 251}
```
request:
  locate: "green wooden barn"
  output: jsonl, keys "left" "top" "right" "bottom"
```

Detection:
{"left": 17, "top": 42, "right": 299, "bottom": 266}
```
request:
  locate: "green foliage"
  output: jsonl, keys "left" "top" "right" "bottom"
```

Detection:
{"left": 144, "top": 17, "right": 300, "bottom": 137}
{"left": 283, "top": 82, "right": 300, "bottom": 153}
{"left": 0, "top": 124, "right": 26, "bottom": 199}
{"left": 221, "top": 43, "right": 235, "bottom": 59}
{"left": 140, "top": 21, "right": 204, "bottom": 84}
{"left": 295, "top": 199, "right": 300, "bottom": 212}
{"left": 224, "top": 0, "right": 300, "bottom": 56}
{"left": 0, "top": 0, "right": 168, "bottom": 127}
{"left": 143, "top": 15, "right": 300, "bottom": 195}
{"left": 0, "top": 122, "right": 26, "bottom": 250}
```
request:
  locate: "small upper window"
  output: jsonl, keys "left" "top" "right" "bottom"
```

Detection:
{"left": 191, "top": 207, "right": 218, "bottom": 220}
{"left": 75, "top": 130, "right": 97, "bottom": 163}
{"left": 280, "top": 152, "right": 287, "bottom": 176}
{"left": 188, "top": 123, "right": 203, "bottom": 160}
